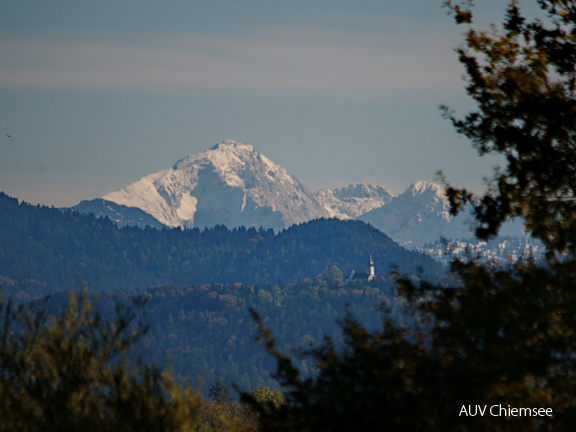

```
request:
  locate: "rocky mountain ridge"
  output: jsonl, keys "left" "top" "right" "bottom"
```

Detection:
{"left": 99, "top": 140, "right": 328, "bottom": 232}
{"left": 314, "top": 184, "right": 394, "bottom": 219}
{"left": 68, "top": 140, "right": 534, "bottom": 258}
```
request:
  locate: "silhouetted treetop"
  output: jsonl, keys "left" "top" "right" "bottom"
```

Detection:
{"left": 441, "top": 0, "right": 576, "bottom": 256}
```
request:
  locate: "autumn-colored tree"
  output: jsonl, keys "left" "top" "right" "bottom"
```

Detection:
{"left": 441, "top": 0, "right": 576, "bottom": 256}
{"left": 198, "top": 399, "right": 259, "bottom": 432}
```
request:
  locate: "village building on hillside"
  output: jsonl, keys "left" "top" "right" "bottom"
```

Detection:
{"left": 347, "top": 255, "right": 376, "bottom": 283}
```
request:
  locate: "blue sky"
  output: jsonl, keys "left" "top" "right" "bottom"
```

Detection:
{"left": 1, "top": 0, "right": 512, "bottom": 206}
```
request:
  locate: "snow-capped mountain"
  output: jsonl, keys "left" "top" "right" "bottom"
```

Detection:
{"left": 358, "top": 181, "right": 470, "bottom": 247}
{"left": 92, "top": 140, "right": 328, "bottom": 231}
{"left": 314, "top": 184, "right": 394, "bottom": 219}
{"left": 66, "top": 140, "right": 535, "bottom": 262}
{"left": 358, "top": 181, "right": 525, "bottom": 248}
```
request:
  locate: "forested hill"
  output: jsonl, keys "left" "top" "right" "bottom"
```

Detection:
{"left": 0, "top": 192, "right": 443, "bottom": 297}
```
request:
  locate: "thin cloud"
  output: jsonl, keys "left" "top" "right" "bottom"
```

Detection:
{"left": 0, "top": 26, "right": 462, "bottom": 95}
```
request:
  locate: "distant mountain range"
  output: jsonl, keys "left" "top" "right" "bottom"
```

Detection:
{"left": 356, "top": 181, "right": 526, "bottom": 247}
{"left": 66, "top": 140, "right": 537, "bottom": 258}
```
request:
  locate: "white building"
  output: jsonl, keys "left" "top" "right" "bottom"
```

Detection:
{"left": 347, "top": 255, "right": 376, "bottom": 282}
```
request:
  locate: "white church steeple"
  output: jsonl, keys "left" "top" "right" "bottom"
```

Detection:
{"left": 368, "top": 255, "right": 375, "bottom": 281}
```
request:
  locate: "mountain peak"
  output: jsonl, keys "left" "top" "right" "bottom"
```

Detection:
{"left": 209, "top": 140, "right": 253, "bottom": 152}
{"left": 404, "top": 181, "right": 443, "bottom": 197}
{"left": 174, "top": 140, "right": 256, "bottom": 170}
{"left": 358, "top": 181, "right": 468, "bottom": 247}
{"left": 102, "top": 140, "right": 328, "bottom": 230}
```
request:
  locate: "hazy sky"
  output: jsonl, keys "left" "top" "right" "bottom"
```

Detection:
{"left": 1, "top": 0, "right": 514, "bottom": 207}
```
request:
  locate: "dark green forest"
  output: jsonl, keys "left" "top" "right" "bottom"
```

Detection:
{"left": 0, "top": 191, "right": 443, "bottom": 297}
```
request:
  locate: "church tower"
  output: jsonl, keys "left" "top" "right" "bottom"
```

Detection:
{"left": 346, "top": 255, "right": 377, "bottom": 283}
{"left": 368, "top": 255, "right": 375, "bottom": 281}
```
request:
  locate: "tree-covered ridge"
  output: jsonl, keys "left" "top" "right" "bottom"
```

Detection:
{"left": 0, "top": 191, "right": 443, "bottom": 297}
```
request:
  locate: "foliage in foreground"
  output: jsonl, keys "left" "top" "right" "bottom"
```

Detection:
{"left": 0, "top": 290, "right": 261, "bottom": 432}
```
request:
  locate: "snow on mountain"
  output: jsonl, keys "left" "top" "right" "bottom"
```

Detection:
{"left": 67, "top": 140, "right": 533, "bottom": 259}
{"left": 417, "top": 236, "right": 544, "bottom": 266}
{"left": 358, "top": 181, "right": 525, "bottom": 248}
{"left": 100, "top": 140, "right": 329, "bottom": 231}
{"left": 314, "top": 184, "right": 395, "bottom": 219}
{"left": 358, "top": 181, "right": 467, "bottom": 247}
